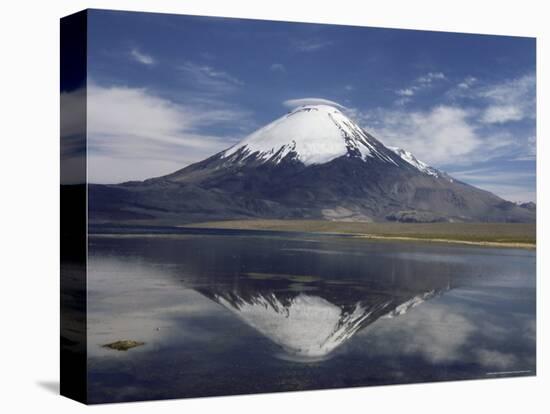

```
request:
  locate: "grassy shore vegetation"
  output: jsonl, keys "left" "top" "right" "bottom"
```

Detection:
{"left": 187, "top": 220, "right": 536, "bottom": 248}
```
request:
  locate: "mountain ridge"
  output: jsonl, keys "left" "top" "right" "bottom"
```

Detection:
{"left": 88, "top": 104, "right": 535, "bottom": 224}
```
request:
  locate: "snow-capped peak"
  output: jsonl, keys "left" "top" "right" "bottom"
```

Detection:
{"left": 221, "top": 104, "right": 397, "bottom": 166}
{"left": 388, "top": 146, "right": 440, "bottom": 177}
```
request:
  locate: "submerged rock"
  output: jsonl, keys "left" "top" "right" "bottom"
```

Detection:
{"left": 102, "top": 340, "right": 144, "bottom": 351}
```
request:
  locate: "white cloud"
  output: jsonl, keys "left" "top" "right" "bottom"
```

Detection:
{"left": 88, "top": 84, "right": 194, "bottom": 144}
{"left": 361, "top": 295, "right": 535, "bottom": 370}
{"left": 417, "top": 71, "right": 446, "bottom": 84}
{"left": 458, "top": 76, "right": 477, "bottom": 89}
{"left": 61, "top": 88, "right": 87, "bottom": 184}
{"left": 87, "top": 256, "right": 225, "bottom": 359}
{"left": 365, "top": 106, "right": 482, "bottom": 165}
{"left": 394, "top": 72, "right": 447, "bottom": 104}
{"left": 361, "top": 101, "right": 534, "bottom": 200}
{"left": 363, "top": 72, "right": 535, "bottom": 170}
{"left": 86, "top": 81, "right": 249, "bottom": 183}
{"left": 60, "top": 87, "right": 86, "bottom": 140}
{"left": 480, "top": 73, "right": 535, "bottom": 104}
{"left": 282, "top": 97, "right": 345, "bottom": 110}
{"left": 482, "top": 105, "right": 524, "bottom": 123}
{"left": 394, "top": 97, "right": 412, "bottom": 106}
{"left": 130, "top": 48, "right": 155, "bottom": 66}
{"left": 476, "top": 349, "right": 519, "bottom": 370}
{"left": 479, "top": 73, "right": 535, "bottom": 124}
{"left": 270, "top": 63, "right": 286, "bottom": 73}
{"left": 366, "top": 304, "right": 476, "bottom": 364}
{"left": 467, "top": 184, "right": 535, "bottom": 203}
{"left": 396, "top": 88, "right": 414, "bottom": 96}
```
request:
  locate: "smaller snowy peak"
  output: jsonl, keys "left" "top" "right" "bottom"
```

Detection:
{"left": 517, "top": 201, "right": 536, "bottom": 211}
{"left": 221, "top": 104, "right": 397, "bottom": 166}
{"left": 388, "top": 146, "right": 440, "bottom": 177}
{"left": 382, "top": 290, "right": 440, "bottom": 319}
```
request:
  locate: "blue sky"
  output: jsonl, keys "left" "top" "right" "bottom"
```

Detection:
{"left": 84, "top": 9, "right": 536, "bottom": 202}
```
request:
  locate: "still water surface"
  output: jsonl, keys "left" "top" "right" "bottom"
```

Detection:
{"left": 87, "top": 230, "right": 535, "bottom": 403}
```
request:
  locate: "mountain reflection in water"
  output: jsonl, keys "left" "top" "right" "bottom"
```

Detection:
{"left": 86, "top": 230, "right": 535, "bottom": 403}
{"left": 196, "top": 273, "right": 451, "bottom": 360}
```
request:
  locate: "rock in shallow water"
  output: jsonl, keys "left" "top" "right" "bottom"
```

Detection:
{"left": 102, "top": 340, "right": 144, "bottom": 351}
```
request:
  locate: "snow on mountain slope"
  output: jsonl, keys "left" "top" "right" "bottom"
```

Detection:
{"left": 212, "top": 288, "right": 450, "bottom": 359}
{"left": 216, "top": 293, "right": 378, "bottom": 359}
{"left": 388, "top": 146, "right": 440, "bottom": 177}
{"left": 222, "top": 104, "right": 397, "bottom": 166}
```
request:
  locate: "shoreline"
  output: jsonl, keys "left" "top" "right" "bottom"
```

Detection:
{"left": 185, "top": 219, "right": 536, "bottom": 250}
{"left": 90, "top": 220, "right": 536, "bottom": 250}
{"left": 349, "top": 234, "right": 536, "bottom": 249}
{"left": 90, "top": 230, "right": 536, "bottom": 250}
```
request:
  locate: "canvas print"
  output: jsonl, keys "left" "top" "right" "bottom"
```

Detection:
{"left": 60, "top": 9, "right": 536, "bottom": 404}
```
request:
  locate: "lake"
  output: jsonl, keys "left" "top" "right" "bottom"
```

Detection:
{"left": 86, "top": 229, "right": 536, "bottom": 403}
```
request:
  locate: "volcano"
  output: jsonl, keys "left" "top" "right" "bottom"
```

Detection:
{"left": 89, "top": 104, "right": 535, "bottom": 224}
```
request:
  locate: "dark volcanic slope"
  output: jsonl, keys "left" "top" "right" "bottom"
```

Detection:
{"left": 88, "top": 105, "right": 534, "bottom": 225}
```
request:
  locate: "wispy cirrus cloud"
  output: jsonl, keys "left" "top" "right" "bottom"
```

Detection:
{"left": 447, "top": 72, "right": 535, "bottom": 124}
{"left": 393, "top": 72, "right": 447, "bottom": 105}
{"left": 180, "top": 62, "right": 243, "bottom": 93}
{"left": 479, "top": 73, "right": 535, "bottom": 124}
{"left": 513, "top": 136, "right": 536, "bottom": 161}
{"left": 86, "top": 80, "right": 250, "bottom": 183}
{"left": 445, "top": 166, "right": 536, "bottom": 202}
{"left": 449, "top": 166, "right": 536, "bottom": 202}
{"left": 293, "top": 38, "right": 333, "bottom": 52}
{"left": 468, "top": 184, "right": 535, "bottom": 203}
{"left": 447, "top": 166, "right": 535, "bottom": 183}
{"left": 130, "top": 48, "right": 155, "bottom": 65}
{"left": 270, "top": 63, "right": 286, "bottom": 73}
